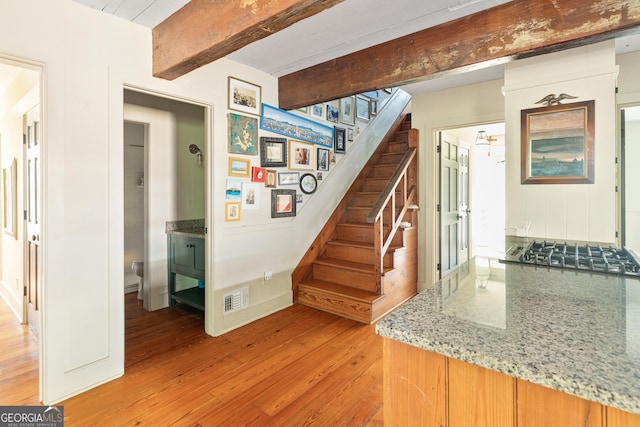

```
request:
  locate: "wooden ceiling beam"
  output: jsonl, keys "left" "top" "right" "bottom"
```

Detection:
{"left": 152, "top": 0, "right": 345, "bottom": 80}
{"left": 278, "top": 0, "right": 640, "bottom": 110}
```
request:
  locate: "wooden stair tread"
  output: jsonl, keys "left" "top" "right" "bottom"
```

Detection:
{"left": 298, "top": 279, "right": 383, "bottom": 303}
{"left": 327, "top": 239, "right": 402, "bottom": 252}
{"left": 315, "top": 256, "right": 374, "bottom": 272}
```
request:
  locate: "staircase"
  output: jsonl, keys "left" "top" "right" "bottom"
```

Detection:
{"left": 292, "top": 113, "right": 418, "bottom": 324}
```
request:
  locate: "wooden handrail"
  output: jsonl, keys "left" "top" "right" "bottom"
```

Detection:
{"left": 367, "top": 129, "right": 418, "bottom": 294}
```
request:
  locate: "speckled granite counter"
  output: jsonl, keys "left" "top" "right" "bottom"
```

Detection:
{"left": 165, "top": 219, "right": 205, "bottom": 238}
{"left": 376, "top": 262, "right": 640, "bottom": 415}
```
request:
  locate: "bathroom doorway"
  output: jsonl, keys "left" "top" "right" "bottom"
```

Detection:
{"left": 122, "top": 89, "right": 207, "bottom": 312}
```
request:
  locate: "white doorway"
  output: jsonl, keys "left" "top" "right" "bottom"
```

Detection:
{"left": 620, "top": 105, "right": 640, "bottom": 251}
{"left": 438, "top": 122, "right": 505, "bottom": 277}
{"left": 0, "top": 55, "right": 44, "bottom": 400}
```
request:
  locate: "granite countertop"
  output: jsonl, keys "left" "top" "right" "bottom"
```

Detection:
{"left": 376, "top": 259, "right": 640, "bottom": 414}
{"left": 165, "top": 219, "right": 205, "bottom": 238}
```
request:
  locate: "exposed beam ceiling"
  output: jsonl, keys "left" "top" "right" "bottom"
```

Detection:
{"left": 73, "top": 0, "right": 640, "bottom": 102}
{"left": 152, "top": 0, "right": 346, "bottom": 80}
{"left": 278, "top": 0, "right": 640, "bottom": 109}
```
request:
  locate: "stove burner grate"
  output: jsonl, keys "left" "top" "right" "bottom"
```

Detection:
{"left": 514, "top": 240, "right": 640, "bottom": 277}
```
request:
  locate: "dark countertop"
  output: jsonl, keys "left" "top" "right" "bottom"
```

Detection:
{"left": 376, "top": 258, "right": 640, "bottom": 414}
{"left": 165, "top": 219, "right": 205, "bottom": 239}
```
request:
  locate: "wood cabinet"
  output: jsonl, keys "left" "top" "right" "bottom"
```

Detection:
{"left": 383, "top": 338, "right": 640, "bottom": 426}
{"left": 168, "top": 234, "right": 205, "bottom": 310}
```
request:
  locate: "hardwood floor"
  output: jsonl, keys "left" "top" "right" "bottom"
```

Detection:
{"left": 1, "top": 293, "right": 384, "bottom": 426}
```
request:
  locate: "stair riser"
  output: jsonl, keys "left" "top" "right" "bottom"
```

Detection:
{"left": 352, "top": 193, "right": 381, "bottom": 207}
{"left": 361, "top": 179, "right": 388, "bottom": 192}
{"left": 386, "top": 142, "right": 408, "bottom": 153}
{"left": 346, "top": 208, "right": 392, "bottom": 224}
{"left": 312, "top": 264, "right": 377, "bottom": 292}
{"left": 297, "top": 286, "right": 372, "bottom": 323}
{"left": 325, "top": 244, "right": 393, "bottom": 267}
{"left": 379, "top": 152, "right": 405, "bottom": 164}
{"left": 325, "top": 244, "right": 376, "bottom": 265}
{"left": 368, "top": 165, "right": 396, "bottom": 179}
{"left": 337, "top": 225, "right": 374, "bottom": 243}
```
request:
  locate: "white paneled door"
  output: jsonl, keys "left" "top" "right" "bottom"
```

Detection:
{"left": 439, "top": 132, "right": 470, "bottom": 278}
{"left": 25, "top": 104, "right": 41, "bottom": 336}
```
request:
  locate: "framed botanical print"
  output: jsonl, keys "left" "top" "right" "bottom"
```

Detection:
{"left": 228, "top": 113, "right": 258, "bottom": 155}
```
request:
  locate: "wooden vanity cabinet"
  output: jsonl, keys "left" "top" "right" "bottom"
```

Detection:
{"left": 168, "top": 234, "right": 205, "bottom": 310}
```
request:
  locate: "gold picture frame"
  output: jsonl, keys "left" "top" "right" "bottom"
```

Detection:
{"left": 228, "top": 157, "right": 251, "bottom": 178}
{"left": 521, "top": 100, "right": 595, "bottom": 184}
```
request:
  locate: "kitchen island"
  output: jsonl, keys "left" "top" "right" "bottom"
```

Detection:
{"left": 376, "top": 259, "right": 640, "bottom": 426}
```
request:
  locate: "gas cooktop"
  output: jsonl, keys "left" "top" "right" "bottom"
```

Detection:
{"left": 503, "top": 240, "right": 640, "bottom": 278}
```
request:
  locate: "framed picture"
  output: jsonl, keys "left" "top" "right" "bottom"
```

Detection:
{"left": 228, "top": 113, "right": 258, "bottom": 155}
{"left": 228, "top": 76, "right": 261, "bottom": 116}
{"left": 340, "top": 96, "right": 355, "bottom": 125}
{"left": 299, "top": 173, "right": 318, "bottom": 195}
{"left": 278, "top": 171, "right": 299, "bottom": 185}
{"left": 261, "top": 103, "right": 333, "bottom": 147}
{"left": 251, "top": 166, "right": 266, "bottom": 182}
{"left": 225, "top": 201, "right": 241, "bottom": 222}
{"left": 317, "top": 148, "right": 330, "bottom": 171}
{"left": 242, "top": 182, "right": 260, "bottom": 210}
{"left": 370, "top": 100, "right": 378, "bottom": 116}
{"left": 260, "top": 136, "right": 287, "bottom": 167}
{"left": 288, "top": 140, "right": 315, "bottom": 170}
{"left": 356, "top": 95, "right": 370, "bottom": 121}
{"left": 228, "top": 157, "right": 251, "bottom": 178}
{"left": 347, "top": 128, "right": 354, "bottom": 142}
{"left": 521, "top": 100, "right": 595, "bottom": 184}
{"left": 297, "top": 106, "right": 308, "bottom": 114}
{"left": 334, "top": 126, "right": 346, "bottom": 154}
{"left": 326, "top": 104, "right": 339, "bottom": 123}
{"left": 225, "top": 178, "right": 242, "bottom": 200}
{"left": 3, "top": 158, "right": 17, "bottom": 238}
{"left": 271, "top": 189, "right": 297, "bottom": 218}
{"left": 310, "top": 104, "right": 324, "bottom": 120}
{"left": 265, "top": 169, "right": 277, "bottom": 188}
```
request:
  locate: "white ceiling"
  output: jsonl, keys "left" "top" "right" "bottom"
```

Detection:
{"left": 59, "top": 1, "right": 640, "bottom": 96}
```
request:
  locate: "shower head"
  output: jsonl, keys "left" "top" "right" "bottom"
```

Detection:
{"left": 189, "top": 144, "right": 201, "bottom": 154}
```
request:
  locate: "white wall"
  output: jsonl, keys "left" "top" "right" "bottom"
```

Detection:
{"left": 503, "top": 41, "right": 618, "bottom": 244}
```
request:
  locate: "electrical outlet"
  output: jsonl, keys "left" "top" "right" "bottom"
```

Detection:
{"left": 264, "top": 271, "right": 273, "bottom": 281}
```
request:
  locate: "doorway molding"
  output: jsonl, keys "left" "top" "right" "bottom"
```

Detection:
{"left": 0, "top": 52, "right": 46, "bottom": 403}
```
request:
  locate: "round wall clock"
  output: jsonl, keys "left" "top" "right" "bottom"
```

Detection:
{"left": 299, "top": 173, "right": 318, "bottom": 194}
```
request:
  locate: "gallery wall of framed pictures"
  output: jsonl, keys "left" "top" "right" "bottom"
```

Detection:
{"left": 223, "top": 75, "right": 392, "bottom": 222}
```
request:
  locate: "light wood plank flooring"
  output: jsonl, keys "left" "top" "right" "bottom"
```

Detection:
{"left": 1, "top": 293, "right": 384, "bottom": 426}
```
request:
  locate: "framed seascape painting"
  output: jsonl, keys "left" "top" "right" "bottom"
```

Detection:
{"left": 261, "top": 103, "right": 333, "bottom": 148}
{"left": 521, "top": 100, "right": 595, "bottom": 184}
{"left": 228, "top": 157, "right": 251, "bottom": 178}
{"left": 228, "top": 76, "right": 261, "bottom": 116}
